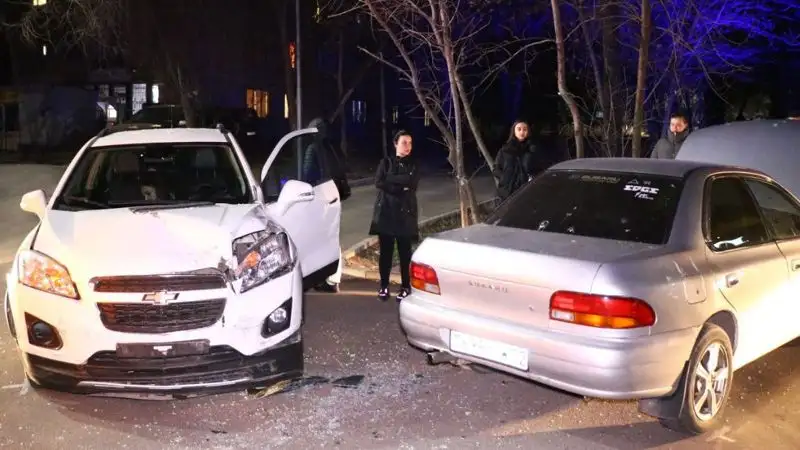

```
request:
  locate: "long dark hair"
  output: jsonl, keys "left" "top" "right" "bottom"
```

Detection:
{"left": 506, "top": 120, "right": 530, "bottom": 144}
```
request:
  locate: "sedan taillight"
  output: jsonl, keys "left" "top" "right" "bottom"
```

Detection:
{"left": 410, "top": 262, "right": 440, "bottom": 295}
{"left": 549, "top": 291, "right": 655, "bottom": 329}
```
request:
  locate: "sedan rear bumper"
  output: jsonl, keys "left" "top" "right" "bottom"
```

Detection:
{"left": 24, "top": 336, "right": 303, "bottom": 395}
{"left": 399, "top": 295, "right": 698, "bottom": 400}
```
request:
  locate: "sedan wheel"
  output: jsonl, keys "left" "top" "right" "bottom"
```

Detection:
{"left": 692, "top": 342, "right": 730, "bottom": 422}
{"left": 675, "top": 323, "right": 735, "bottom": 434}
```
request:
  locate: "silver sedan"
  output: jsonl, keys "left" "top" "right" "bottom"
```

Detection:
{"left": 399, "top": 150, "right": 800, "bottom": 435}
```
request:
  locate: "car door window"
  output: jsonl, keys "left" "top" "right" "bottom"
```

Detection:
{"left": 262, "top": 133, "right": 327, "bottom": 202}
{"left": 706, "top": 177, "right": 771, "bottom": 251}
{"left": 743, "top": 179, "right": 800, "bottom": 241}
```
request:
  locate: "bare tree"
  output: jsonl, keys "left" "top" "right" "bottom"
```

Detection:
{"left": 4, "top": 0, "right": 122, "bottom": 54}
{"left": 339, "top": 0, "right": 505, "bottom": 225}
{"left": 631, "top": 0, "right": 650, "bottom": 157}
{"left": 551, "top": 0, "right": 584, "bottom": 158}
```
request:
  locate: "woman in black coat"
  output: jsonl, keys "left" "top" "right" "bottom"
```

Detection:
{"left": 493, "top": 120, "right": 538, "bottom": 201}
{"left": 369, "top": 130, "right": 420, "bottom": 302}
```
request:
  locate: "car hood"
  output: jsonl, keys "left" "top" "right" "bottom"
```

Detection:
{"left": 32, "top": 203, "right": 272, "bottom": 280}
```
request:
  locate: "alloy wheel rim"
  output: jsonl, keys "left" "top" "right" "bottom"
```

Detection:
{"left": 692, "top": 341, "right": 730, "bottom": 421}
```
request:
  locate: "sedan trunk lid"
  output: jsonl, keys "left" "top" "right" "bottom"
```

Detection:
{"left": 412, "top": 224, "right": 659, "bottom": 329}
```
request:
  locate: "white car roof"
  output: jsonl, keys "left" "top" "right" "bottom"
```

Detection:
{"left": 676, "top": 119, "right": 800, "bottom": 198}
{"left": 92, "top": 128, "right": 228, "bottom": 148}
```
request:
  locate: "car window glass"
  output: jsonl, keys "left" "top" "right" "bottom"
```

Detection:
{"left": 54, "top": 143, "right": 252, "bottom": 210}
{"left": 487, "top": 171, "right": 683, "bottom": 245}
{"left": 743, "top": 179, "right": 800, "bottom": 241}
{"left": 707, "top": 177, "right": 770, "bottom": 251}
{"left": 261, "top": 132, "right": 329, "bottom": 202}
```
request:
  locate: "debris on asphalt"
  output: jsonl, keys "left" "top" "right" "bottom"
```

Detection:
{"left": 247, "top": 374, "right": 365, "bottom": 398}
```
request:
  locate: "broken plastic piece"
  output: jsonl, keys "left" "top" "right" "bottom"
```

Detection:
{"left": 331, "top": 375, "right": 364, "bottom": 388}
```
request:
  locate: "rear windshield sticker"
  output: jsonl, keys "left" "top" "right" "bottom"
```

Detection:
{"left": 624, "top": 183, "right": 659, "bottom": 200}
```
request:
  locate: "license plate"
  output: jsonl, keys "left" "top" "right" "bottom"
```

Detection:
{"left": 116, "top": 339, "right": 210, "bottom": 358}
{"left": 449, "top": 331, "right": 529, "bottom": 371}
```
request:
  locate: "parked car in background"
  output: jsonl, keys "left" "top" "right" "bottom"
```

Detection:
{"left": 400, "top": 122, "right": 800, "bottom": 434}
{"left": 4, "top": 125, "right": 342, "bottom": 395}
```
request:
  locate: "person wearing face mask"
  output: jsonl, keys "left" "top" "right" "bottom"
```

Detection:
{"left": 368, "top": 130, "right": 420, "bottom": 302}
{"left": 651, "top": 112, "right": 691, "bottom": 159}
{"left": 493, "top": 120, "right": 537, "bottom": 201}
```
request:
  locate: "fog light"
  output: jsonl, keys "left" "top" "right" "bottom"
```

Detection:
{"left": 269, "top": 307, "right": 288, "bottom": 324}
{"left": 262, "top": 300, "right": 292, "bottom": 337}
{"left": 25, "top": 313, "right": 62, "bottom": 349}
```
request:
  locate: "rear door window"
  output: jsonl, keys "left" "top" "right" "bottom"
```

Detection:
{"left": 488, "top": 170, "right": 684, "bottom": 245}
{"left": 742, "top": 178, "right": 800, "bottom": 241}
{"left": 705, "top": 177, "right": 771, "bottom": 251}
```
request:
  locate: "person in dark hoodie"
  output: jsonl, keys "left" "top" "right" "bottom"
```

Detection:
{"left": 650, "top": 112, "right": 691, "bottom": 159}
{"left": 493, "top": 120, "right": 537, "bottom": 201}
{"left": 369, "top": 130, "right": 420, "bottom": 302}
{"left": 302, "top": 117, "right": 350, "bottom": 293}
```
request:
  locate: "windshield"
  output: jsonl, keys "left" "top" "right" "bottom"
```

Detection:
{"left": 487, "top": 170, "right": 684, "bottom": 245}
{"left": 53, "top": 143, "right": 253, "bottom": 211}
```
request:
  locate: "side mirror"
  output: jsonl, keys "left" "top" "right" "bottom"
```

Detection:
{"left": 274, "top": 180, "right": 314, "bottom": 215}
{"left": 20, "top": 189, "right": 48, "bottom": 219}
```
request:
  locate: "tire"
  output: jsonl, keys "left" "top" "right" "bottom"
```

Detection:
{"left": 4, "top": 292, "right": 16, "bottom": 341}
{"left": 664, "top": 323, "right": 734, "bottom": 434}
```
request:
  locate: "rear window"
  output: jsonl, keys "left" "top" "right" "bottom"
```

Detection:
{"left": 487, "top": 170, "right": 684, "bottom": 245}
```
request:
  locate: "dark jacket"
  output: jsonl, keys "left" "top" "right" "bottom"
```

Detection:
{"left": 303, "top": 117, "right": 350, "bottom": 199}
{"left": 493, "top": 139, "right": 536, "bottom": 200}
{"left": 368, "top": 155, "right": 420, "bottom": 239}
{"left": 650, "top": 129, "right": 690, "bottom": 159}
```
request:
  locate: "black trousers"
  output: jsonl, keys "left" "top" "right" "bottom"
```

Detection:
{"left": 378, "top": 234, "right": 412, "bottom": 289}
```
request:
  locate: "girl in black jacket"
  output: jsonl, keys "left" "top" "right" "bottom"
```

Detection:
{"left": 368, "top": 130, "right": 420, "bottom": 302}
{"left": 493, "top": 120, "right": 537, "bottom": 201}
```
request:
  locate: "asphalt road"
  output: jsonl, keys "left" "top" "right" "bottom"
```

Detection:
{"left": 0, "top": 277, "right": 797, "bottom": 450}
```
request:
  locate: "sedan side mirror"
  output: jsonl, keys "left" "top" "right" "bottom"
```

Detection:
{"left": 20, "top": 189, "right": 48, "bottom": 219}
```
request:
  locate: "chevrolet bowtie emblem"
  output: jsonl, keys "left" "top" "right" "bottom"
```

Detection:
{"left": 142, "top": 290, "right": 179, "bottom": 305}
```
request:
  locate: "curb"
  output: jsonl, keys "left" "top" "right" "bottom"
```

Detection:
{"left": 342, "top": 198, "right": 496, "bottom": 285}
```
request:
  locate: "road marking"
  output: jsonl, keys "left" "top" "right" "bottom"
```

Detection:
{"left": 1, "top": 384, "right": 23, "bottom": 390}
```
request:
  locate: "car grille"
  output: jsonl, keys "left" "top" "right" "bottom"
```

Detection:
{"left": 97, "top": 299, "right": 226, "bottom": 333}
{"left": 91, "top": 274, "right": 227, "bottom": 293}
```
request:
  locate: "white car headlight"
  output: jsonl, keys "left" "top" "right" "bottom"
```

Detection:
{"left": 18, "top": 250, "right": 80, "bottom": 299}
{"left": 233, "top": 222, "right": 296, "bottom": 293}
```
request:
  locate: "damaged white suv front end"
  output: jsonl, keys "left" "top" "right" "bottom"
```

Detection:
{"left": 3, "top": 126, "right": 342, "bottom": 395}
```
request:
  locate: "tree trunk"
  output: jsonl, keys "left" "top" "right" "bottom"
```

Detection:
{"left": 601, "top": 3, "right": 624, "bottom": 156}
{"left": 438, "top": 0, "right": 478, "bottom": 226}
{"left": 632, "top": 0, "right": 651, "bottom": 158}
{"left": 454, "top": 69, "right": 496, "bottom": 174}
{"left": 551, "top": 0, "right": 584, "bottom": 158}
{"left": 577, "top": 0, "right": 610, "bottom": 156}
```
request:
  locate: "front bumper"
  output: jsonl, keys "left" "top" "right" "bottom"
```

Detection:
{"left": 399, "top": 293, "right": 699, "bottom": 400}
{"left": 6, "top": 264, "right": 305, "bottom": 393}
{"left": 23, "top": 336, "right": 303, "bottom": 394}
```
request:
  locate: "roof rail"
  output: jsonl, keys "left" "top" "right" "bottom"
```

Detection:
{"left": 97, "top": 123, "right": 165, "bottom": 137}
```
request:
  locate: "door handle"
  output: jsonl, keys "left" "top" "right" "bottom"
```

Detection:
{"left": 792, "top": 259, "right": 800, "bottom": 271}
{"left": 328, "top": 198, "right": 339, "bottom": 204}
{"left": 724, "top": 273, "right": 739, "bottom": 288}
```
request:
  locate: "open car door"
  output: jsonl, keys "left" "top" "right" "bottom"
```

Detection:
{"left": 260, "top": 128, "right": 342, "bottom": 290}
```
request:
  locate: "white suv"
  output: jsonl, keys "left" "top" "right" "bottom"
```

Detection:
{"left": 3, "top": 125, "right": 341, "bottom": 394}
